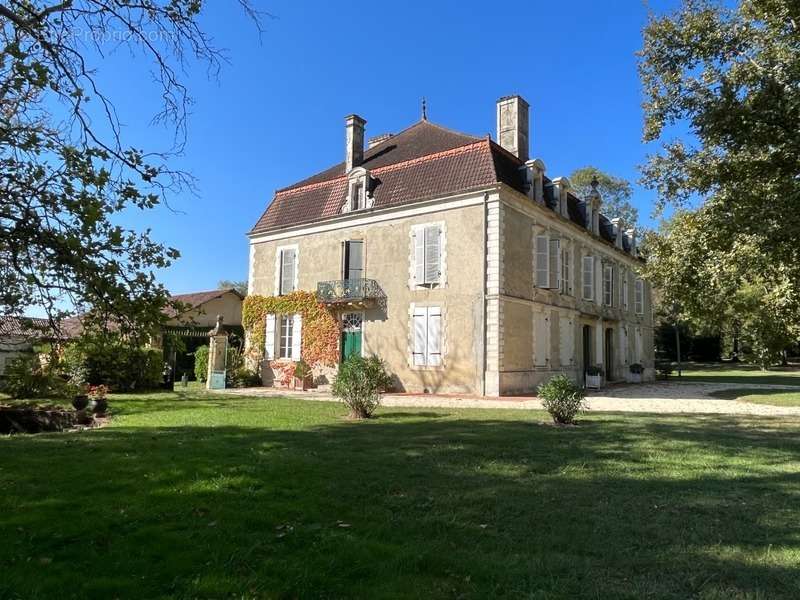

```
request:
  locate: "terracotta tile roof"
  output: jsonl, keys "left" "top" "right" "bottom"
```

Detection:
{"left": 249, "top": 117, "right": 638, "bottom": 259}
{"left": 251, "top": 134, "right": 516, "bottom": 234}
{"left": 166, "top": 289, "right": 244, "bottom": 318}
{"left": 282, "top": 120, "right": 483, "bottom": 190}
{"left": 0, "top": 316, "right": 52, "bottom": 338}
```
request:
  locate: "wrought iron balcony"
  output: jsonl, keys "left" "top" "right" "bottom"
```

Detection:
{"left": 316, "top": 278, "right": 386, "bottom": 309}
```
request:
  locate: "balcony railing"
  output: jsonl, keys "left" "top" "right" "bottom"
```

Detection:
{"left": 316, "top": 278, "right": 386, "bottom": 309}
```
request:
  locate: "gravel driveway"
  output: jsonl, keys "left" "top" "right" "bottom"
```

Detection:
{"left": 222, "top": 381, "right": 800, "bottom": 416}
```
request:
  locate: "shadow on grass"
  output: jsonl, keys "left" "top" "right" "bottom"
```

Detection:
{"left": 1, "top": 409, "right": 800, "bottom": 598}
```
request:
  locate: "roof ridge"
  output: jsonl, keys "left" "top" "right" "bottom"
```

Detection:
{"left": 372, "top": 139, "right": 489, "bottom": 175}
{"left": 275, "top": 119, "right": 482, "bottom": 194}
{"left": 415, "top": 119, "right": 483, "bottom": 141}
{"left": 274, "top": 139, "right": 489, "bottom": 197}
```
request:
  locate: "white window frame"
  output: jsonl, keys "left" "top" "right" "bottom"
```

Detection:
{"left": 274, "top": 244, "right": 299, "bottom": 296}
{"left": 410, "top": 222, "right": 446, "bottom": 288}
{"left": 342, "top": 167, "right": 373, "bottom": 214}
{"left": 410, "top": 304, "right": 444, "bottom": 368}
{"left": 635, "top": 279, "right": 645, "bottom": 315}
{"left": 266, "top": 313, "right": 301, "bottom": 362}
{"left": 278, "top": 315, "right": 293, "bottom": 359}
{"left": 582, "top": 255, "right": 595, "bottom": 301}
{"left": 603, "top": 264, "right": 614, "bottom": 307}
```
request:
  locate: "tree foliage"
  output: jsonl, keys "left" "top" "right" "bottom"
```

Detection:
{"left": 218, "top": 280, "right": 249, "bottom": 296}
{"left": 0, "top": 1, "right": 261, "bottom": 337}
{"left": 569, "top": 166, "right": 638, "bottom": 225}
{"left": 639, "top": 0, "right": 800, "bottom": 367}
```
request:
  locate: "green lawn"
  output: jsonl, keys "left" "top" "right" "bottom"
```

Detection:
{"left": 2, "top": 392, "right": 800, "bottom": 599}
{"left": 676, "top": 363, "right": 800, "bottom": 386}
{"left": 709, "top": 388, "right": 800, "bottom": 407}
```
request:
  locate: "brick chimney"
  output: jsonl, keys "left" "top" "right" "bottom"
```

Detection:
{"left": 496, "top": 95, "right": 529, "bottom": 162}
{"left": 345, "top": 114, "right": 366, "bottom": 172}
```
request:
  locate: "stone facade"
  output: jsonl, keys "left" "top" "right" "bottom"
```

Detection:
{"left": 248, "top": 185, "right": 654, "bottom": 396}
{"left": 250, "top": 195, "right": 488, "bottom": 394}
{"left": 247, "top": 97, "right": 655, "bottom": 396}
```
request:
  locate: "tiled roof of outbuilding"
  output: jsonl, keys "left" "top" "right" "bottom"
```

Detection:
{"left": 0, "top": 316, "right": 52, "bottom": 338}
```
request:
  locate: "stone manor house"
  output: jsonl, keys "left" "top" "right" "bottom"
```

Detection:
{"left": 247, "top": 96, "right": 654, "bottom": 395}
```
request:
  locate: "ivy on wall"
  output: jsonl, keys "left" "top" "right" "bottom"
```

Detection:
{"left": 242, "top": 292, "right": 340, "bottom": 367}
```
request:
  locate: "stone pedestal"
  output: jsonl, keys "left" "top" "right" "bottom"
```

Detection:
{"left": 206, "top": 315, "right": 228, "bottom": 390}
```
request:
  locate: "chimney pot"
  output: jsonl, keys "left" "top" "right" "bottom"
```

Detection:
{"left": 496, "top": 95, "right": 529, "bottom": 162}
{"left": 345, "top": 114, "right": 366, "bottom": 172}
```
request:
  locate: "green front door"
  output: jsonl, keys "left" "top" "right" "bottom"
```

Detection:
{"left": 342, "top": 330, "right": 362, "bottom": 360}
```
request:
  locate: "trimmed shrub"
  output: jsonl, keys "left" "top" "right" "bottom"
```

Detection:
{"left": 194, "top": 345, "right": 209, "bottom": 382}
{"left": 537, "top": 375, "right": 587, "bottom": 425}
{"left": 332, "top": 355, "right": 392, "bottom": 419}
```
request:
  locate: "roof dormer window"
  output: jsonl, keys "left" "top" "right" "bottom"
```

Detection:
{"left": 342, "top": 166, "right": 373, "bottom": 214}
{"left": 350, "top": 181, "right": 364, "bottom": 211}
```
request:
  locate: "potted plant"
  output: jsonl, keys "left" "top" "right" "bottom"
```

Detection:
{"left": 585, "top": 365, "right": 603, "bottom": 390}
{"left": 88, "top": 384, "right": 109, "bottom": 415}
{"left": 629, "top": 363, "right": 644, "bottom": 383}
{"left": 292, "top": 360, "right": 311, "bottom": 391}
{"left": 72, "top": 387, "right": 89, "bottom": 411}
{"left": 275, "top": 362, "right": 296, "bottom": 389}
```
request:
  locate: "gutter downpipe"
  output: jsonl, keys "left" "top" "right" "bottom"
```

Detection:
{"left": 481, "top": 190, "right": 489, "bottom": 397}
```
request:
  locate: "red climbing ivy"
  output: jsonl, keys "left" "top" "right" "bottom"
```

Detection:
{"left": 242, "top": 292, "right": 339, "bottom": 367}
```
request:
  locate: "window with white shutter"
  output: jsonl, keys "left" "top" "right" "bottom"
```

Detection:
{"left": 621, "top": 269, "right": 629, "bottom": 310}
{"left": 411, "top": 305, "right": 443, "bottom": 367}
{"left": 535, "top": 234, "right": 549, "bottom": 288}
{"left": 560, "top": 247, "right": 571, "bottom": 295}
{"left": 291, "top": 314, "right": 302, "bottom": 360}
{"left": 534, "top": 311, "right": 549, "bottom": 366}
{"left": 549, "top": 238, "right": 560, "bottom": 290}
{"left": 635, "top": 279, "right": 644, "bottom": 314}
{"left": 412, "top": 225, "right": 443, "bottom": 286}
{"left": 265, "top": 314, "right": 276, "bottom": 360}
{"left": 559, "top": 316, "right": 574, "bottom": 366}
{"left": 603, "top": 265, "right": 614, "bottom": 306}
{"left": 582, "top": 256, "right": 594, "bottom": 301}
{"left": 279, "top": 248, "right": 297, "bottom": 295}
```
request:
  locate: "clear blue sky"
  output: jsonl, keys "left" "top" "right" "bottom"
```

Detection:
{"left": 95, "top": 0, "right": 682, "bottom": 295}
